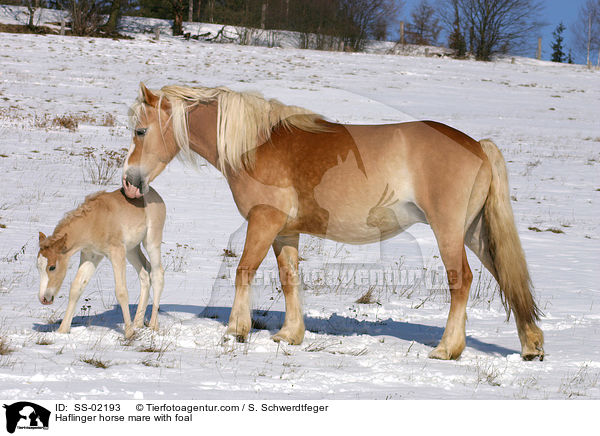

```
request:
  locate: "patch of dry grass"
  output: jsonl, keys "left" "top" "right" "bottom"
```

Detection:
{"left": 528, "top": 226, "right": 565, "bottom": 234}
{"left": 80, "top": 356, "right": 112, "bottom": 369}
{"left": 0, "top": 336, "right": 14, "bottom": 355}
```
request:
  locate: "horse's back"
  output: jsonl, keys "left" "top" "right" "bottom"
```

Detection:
{"left": 88, "top": 188, "right": 165, "bottom": 250}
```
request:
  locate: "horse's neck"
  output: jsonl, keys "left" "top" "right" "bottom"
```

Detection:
{"left": 53, "top": 216, "right": 88, "bottom": 256}
{"left": 188, "top": 102, "right": 219, "bottom": 168}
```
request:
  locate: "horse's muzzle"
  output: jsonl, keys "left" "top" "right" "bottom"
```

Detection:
{"left": 40, "top": 296, "right": 54, "bottom": 305}
{"left": 123, "top": 168, "right": 147, "bottom": 198}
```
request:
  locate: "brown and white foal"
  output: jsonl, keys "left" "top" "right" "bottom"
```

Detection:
{"left": 37, "top": 187, "right": 166, "bottom": 338}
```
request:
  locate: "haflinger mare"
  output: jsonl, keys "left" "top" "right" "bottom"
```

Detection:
{"left": 122, "top": 82, "right": 544, "bottom": 361}
{"left": 37, "top": 187, "right": 166, "bottom": 338}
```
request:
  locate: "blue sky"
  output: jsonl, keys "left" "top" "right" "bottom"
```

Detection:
{"left": 398, "top": 0, "right": 587, "bottom": 63}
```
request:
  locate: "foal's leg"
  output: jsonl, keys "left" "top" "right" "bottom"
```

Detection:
{"left": 272, "top": 234, "right": 304, "bottom": 345}
{"left": 144, "top": 234, "right": 164, "bottom": 331}
{"left": 226, "top": 206, "right": 287, "bottom": 342}
{"left": 57, "top": 251, "right": 102, "bottom": 333}
{"left": 109, "top": 246, "right": 134, "bottom": 338}
{"left": 126, "top": 246, "right": 151, "bottom": 330}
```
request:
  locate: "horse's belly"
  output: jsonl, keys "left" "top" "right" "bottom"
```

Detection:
{"left": 310, "top": 201, "right": 425, "bottom": 245}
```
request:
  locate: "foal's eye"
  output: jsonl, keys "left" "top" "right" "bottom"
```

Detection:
{"left": 135, "top": 128, "right": 147, "bottom": 137}
{"left": 49, "top": 265, "right": 56, "bottom": 271}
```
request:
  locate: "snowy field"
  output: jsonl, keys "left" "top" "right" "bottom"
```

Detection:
{"left": 0, "top": 11, "right": 599, "bottom": 401}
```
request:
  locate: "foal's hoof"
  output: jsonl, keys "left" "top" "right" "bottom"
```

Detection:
{"left": 522, "top": 346, "right": 545, "bottom": 361}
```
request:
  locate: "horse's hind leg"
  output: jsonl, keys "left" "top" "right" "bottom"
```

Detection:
{"left": 127, "top": 246, "right": 151, "bottom": 330}
{"left": 226, "top": 205, "right": 287, "bottom": 342}
{"left": 109, "top": 246, "right": 134, "bottom": 338}
{"left": 272, "top": 234, "right": 304, "bottom": 345}
{"left": 58, "top": 251, "right": 102, "bottom": 333}
{"left": 429, "top": 226, "right": 473, "bottom": 360}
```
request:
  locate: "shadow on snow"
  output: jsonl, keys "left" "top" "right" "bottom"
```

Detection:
{"left": 32, "top": 303, "right": 517, "bottom": 357}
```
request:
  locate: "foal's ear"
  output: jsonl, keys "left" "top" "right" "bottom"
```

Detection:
{"left": 56, "top": 234, "right": 68, "bottom": 252}
{"left": 38, "top": 232, "right": 46, "bottom": 244}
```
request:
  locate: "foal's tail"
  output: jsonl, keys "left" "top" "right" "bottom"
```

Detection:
{"left": 479, "top": 139, "right": 541, "bottom": 323}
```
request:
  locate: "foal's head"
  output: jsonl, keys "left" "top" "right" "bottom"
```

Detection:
{"left": 36, "top": 232, "right": 69, "bottom": 305}
{"left": 122, "top": 83, "right": 179, "bottom": 199}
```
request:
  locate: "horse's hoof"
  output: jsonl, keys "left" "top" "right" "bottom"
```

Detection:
{"left": 272, "top": 329, "right": 304, "bottom": 345}
{"left": 124, "top": 327, "right": 136, "bottom": 339}
{"left": 428, "top": 347, "right": 451, "bottom": 360}
{"left": 428, "top": 345, "right": 462, "bottom": 360}
{"left": 222, "top": 331, "right": 247, "bottom": 343}
{"left": 225, "top": 324, "right": 249, "bottom": 342}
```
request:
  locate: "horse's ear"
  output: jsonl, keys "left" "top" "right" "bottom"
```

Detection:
{"left": 39, "top": 232, "right": 46, "bottom": 244}
{"left": 140, "top": 82, "right": 159, "bottom": 106}
{"left": 140, "top": 82, "right": 170, "bottom": 111}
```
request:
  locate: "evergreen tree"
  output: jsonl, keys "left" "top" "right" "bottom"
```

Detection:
{"left": 448, "top": 1, "right": 466, "bottom": 57}
{"left": 103, "top": 0, "right": 122, "bottom": 34}
{"left": 551, "top": 22, "right": 566, "bottom": 62}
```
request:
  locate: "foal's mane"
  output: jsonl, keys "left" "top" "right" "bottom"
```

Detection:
{"left": 41, "top": 191, "right": 106, "bottom": 249}
{"left": 130, "top": 85, "right": 328, "bottom": 172}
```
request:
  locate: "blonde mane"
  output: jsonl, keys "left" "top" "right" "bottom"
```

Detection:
{"left": 130, "top": 85, "right": 328, "bottom": 172}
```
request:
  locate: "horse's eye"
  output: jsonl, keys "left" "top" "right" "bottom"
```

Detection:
{"left": 49, "top": 265, "right": 56, "bottom": 271}
{"left": 135, "top": 128, "right": 147, "bottom": 137}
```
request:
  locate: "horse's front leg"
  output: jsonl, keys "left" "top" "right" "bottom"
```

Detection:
{"left": 226, "top": 206, "right": 287, "bottom": 342}
{"left": 272, "top": 234, "right": 304, "bottom": 345}
{"left": 126, "top": 246, "right": 151, "bottom": 330}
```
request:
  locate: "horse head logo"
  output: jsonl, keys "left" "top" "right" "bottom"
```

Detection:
{"left": 3, "top": 402, "right": 50, "bottom": 434}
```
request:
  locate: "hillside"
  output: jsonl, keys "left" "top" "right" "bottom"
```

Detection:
{"left": 0, "top": 7, "right": 599, "bottom": 401}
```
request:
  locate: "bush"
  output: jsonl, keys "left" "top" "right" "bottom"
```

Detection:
{"left": 51, "top": 0, "right": 105, "bottom": 36}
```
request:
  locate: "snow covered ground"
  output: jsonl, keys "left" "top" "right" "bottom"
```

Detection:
{"left": 0, "top": 10, "right": 599, "bottom": 401}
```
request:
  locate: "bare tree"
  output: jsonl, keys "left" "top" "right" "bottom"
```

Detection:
{"left": 51, "top": 0, "right": 106, "bottom": 36}
{"left": 438, "top": 0, "right": 545, "bottom": 61}
{"left": 573, "top": 0, "right": 600, "bottom": 67}
{"left": 25, "top": 0, "right": 44, "bottom": 29}
{"left": 338, "top": 0, "right": 401, "bottom": 51}
{"left": 405, "top": 0, "right": 441, "bottom": 45}
{"left": 438, "top": 0, "right": 467, "bottom": 56}
{"left": 1, "top": 1, "right": 47, "bottom": 29}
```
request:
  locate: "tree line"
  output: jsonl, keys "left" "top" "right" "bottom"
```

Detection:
{"left": 8, "top": 0, "right": 600, "bottom": 64}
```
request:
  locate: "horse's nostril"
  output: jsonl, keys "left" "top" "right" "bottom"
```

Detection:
{"left": 125, "top": 170, "right": 144, "bottom": 192}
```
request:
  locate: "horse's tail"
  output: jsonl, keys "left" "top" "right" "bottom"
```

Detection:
{"left": 479, "top": 139, "right": 541, "bottom": 323}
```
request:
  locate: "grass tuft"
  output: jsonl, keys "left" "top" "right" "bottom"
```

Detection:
{"left": 355, "top": 287, "right": 379, "bottom": 304}
{"left": 528, "top": 226, "right": 564, "bottom": 234}
{"left": 80, "top": 356, "right": 111, "bottom": 369}
{"left": 0, "top": 337, "right": 14, "bottom": 355}
{"left": 223, "top": 248, "right": 237, "bottom": 257}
